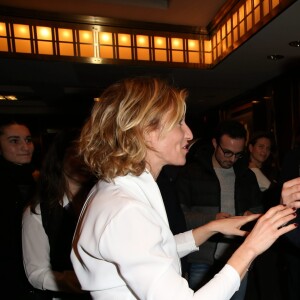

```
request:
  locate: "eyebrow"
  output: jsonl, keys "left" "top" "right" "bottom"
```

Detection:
{"left": 226, "top": 149, "right": 244, "bottom": 154}
{"left": 7, "top": 135, "right": 31, "bottom": 139}
{"left": 221, "top": 146, "right": 244, "bottom": 154}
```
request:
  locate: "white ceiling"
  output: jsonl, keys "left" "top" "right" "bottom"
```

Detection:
{"left": 0, "top": 0, "right": 300, "bottom": 118}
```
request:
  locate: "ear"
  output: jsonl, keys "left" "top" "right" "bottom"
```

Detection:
{"left": 212, "top": 138, "right": 217, "bottom": 149}
{"left": 144, "top": 128, "right": 158, "bottom": 145}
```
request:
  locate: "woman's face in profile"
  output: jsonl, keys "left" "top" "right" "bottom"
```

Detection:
{"left": 0, "top": 124, "right": 34, "bottom": 165}
{"left": 146, "top": 114, "right": 193, "bottom": 174}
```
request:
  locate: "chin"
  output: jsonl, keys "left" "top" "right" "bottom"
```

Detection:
{"left": 178, "top": 158, "right": 186, "bottom": 165}
{"left": 223, "top": 164, "right": 233, "bottom": 169}
{"left": 20, "top": 160, "right": 31, "bottom": 164}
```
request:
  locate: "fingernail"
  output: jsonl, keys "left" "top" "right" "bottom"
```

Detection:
{"left": 293, "top": 212, "right": 297, "bottom": 216}
{"left": 294, "top": 223, "right": 298, "bottom": 227}
{"left": 293, "top": 207, "right": 297, "bottom": 211}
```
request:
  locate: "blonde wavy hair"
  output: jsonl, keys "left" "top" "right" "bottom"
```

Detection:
{"left": 79, "top": 77, "right": 187, "bottom": 182}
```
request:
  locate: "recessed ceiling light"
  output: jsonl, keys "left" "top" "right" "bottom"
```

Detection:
{"left": 289, "top": 40, "right": 300, "bottom": 47}
{"left": 263, "top": 96, "right": 272, "bottom": 100}
{"left": 267, "top": 54, "right": 284, "bottom": 60}
{"left": 6, "top": 95, "right": 18, "bottom": 100}
{"left": 0, "top": 94, "right": 18, "bottom": 101}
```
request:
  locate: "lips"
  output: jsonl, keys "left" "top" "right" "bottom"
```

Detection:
{"left": 18, "top": 153, "right": 32, "bottom": 156}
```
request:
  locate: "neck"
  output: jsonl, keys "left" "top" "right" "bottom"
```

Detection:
{"left": 150, "top": 168, "right": 161, "bottom": 181}
{"left": 250, "top": 157, "right": 262, "bottom": 168}
{"left": 146, "top": 165, "right": 161, "bottom": 181}
{"left": 145, "top": 154, "right": 162, "bottom": 180}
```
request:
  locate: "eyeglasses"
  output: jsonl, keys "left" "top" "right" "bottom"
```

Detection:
{"left": 218, "top": 143, "right": 244, "bottom": 159}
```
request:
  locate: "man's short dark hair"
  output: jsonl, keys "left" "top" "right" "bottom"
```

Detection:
{"left": 214, "top": 120, "right": 247, "bottom": 144}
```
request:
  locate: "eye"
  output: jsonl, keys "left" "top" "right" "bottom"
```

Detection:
{"left": 9, "top": 138, "right": 20, "bottom": 144}
{"left": 25, "top": 137, "right": 33, "bottom": 144}
{"left": 224, "top": 151, "right": 233, "bottom": 157}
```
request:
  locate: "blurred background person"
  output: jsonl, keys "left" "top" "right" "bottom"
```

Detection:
{"left": 176, "top": 120, "right": 263, "bottom": 300}
{"left": 0, "top": 119, "right": 38, "bottom": 299}
{"left": 247, "top": 131, "right": 280, "bottom": 211}
{"left": 245, "top": 131, "right": 283, "bottom": 300}
{"left": 22, "top": 129, "right": 95, "bottom": 299}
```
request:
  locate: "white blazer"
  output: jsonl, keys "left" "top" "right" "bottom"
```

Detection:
{"left": 71, "top": 170, "right": 240, "bottom": 300}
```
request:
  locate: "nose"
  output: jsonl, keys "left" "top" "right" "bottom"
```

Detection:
{"left": 20, "top": 140, "right": 31, "bottom": 150}
{"left": 261, "top": 148, "right": 267, "bottom": 154}
{"left": 184, "top": 122, "right": 193, "bottom": 141}
{"left": 229, "top": 155, "right": 237, "bottom": 162}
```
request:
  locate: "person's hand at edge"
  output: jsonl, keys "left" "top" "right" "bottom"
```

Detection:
{"left": 281, "top": 177, "right": 300, "bottom": 209}
{"left": 227, "top": 205, "right": 297, "bottom": 279}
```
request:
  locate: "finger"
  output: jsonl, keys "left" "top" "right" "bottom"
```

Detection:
{"left": 274, "top": 212, "right": 297, "bottom": 229}
{"left": 244, "top": 214, "right": 261, "bottom": 222}
{"left": 282, "top": 177, "right": 300, "bottom": 189}
{"left": 281, "top": 179, "right": 300, "bottom": 204}
{"left": 277, "top": 223, "right": 298, "bottom": 236}
{"left": 220, "top": 214, "right": 231, "bottom": 219}
{"left": 281, "top": 193, "right": 300, "bottom": 205}
{"left": 282, "top": 198, "right": 300, "bottom": 208}
{"left": 273, "top": 206, "right": 296, "bottom": 220}
{"left": 291, "top": 202, "right": 300, "bottom": 209}
{"left": 233, "top": 229, "right": 249, "bottom": 237}
{"left": 236, "top": 214, "right": 261, "bottom": 227}
{"left": 263, "top": 204, "right": 287, "bottom": 219}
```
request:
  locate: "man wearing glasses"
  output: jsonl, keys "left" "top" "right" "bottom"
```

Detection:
{"left": 176, "top": 120, "right": 263, "bottom": 300}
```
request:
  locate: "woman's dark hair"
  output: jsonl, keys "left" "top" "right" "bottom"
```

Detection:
{"left": 248, "top": 131, "right": 275, "bottom": 151}
{"left": 30, "top": 128, "right": 95, "bottom": 214}
{"left": 0, "top": 118, "right": 31, "bottom": 136}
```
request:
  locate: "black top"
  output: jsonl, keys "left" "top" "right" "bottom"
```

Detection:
{"left": 176, "top": 143, "right": 263, "bottom": 264}
{"left": 0, "top": 156, "right": 36, "bottom": 298}
{"left": 157, "top": 165, "right": 189, "bottom": 277}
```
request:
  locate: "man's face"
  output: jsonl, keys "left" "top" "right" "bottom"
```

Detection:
{"left": 212, "top": 134, "right": 245, "bottom": 169}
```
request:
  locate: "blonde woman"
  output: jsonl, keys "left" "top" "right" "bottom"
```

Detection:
{"left": 71, "top": 77, "right": 297, "bottom": 300}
